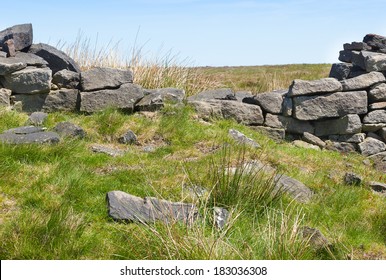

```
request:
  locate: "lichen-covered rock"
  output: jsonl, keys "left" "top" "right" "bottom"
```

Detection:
{"left": 0, "top": 57, "right": 27, "bottom": 75}
{"left": 358, "top": 137, "right": 386, "bottom": 156}
{"left": 187, "top": 88, "right": 235, "bottom": 101}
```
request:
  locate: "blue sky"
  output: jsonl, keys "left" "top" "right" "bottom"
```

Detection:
{"left": 2, "top": 0, "right": 386, "bottom": 66}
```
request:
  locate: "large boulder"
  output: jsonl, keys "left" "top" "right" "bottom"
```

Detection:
{"left": 28, "top": 43, "right": 81, "bottom": 74}
{"left": 0, "top": 67, "right": 51, "bottom": 94}
{"left": 106, "top": 191, "right": 199, "bottom": 224}
{"left": 363, "top": 110, "right": 386, "bottom": 124}
{"left": 358, "top": 137, "right": 386, "bottom": 156}
{"left": 135, "top": 88, "right": 185, "bottom": 112}
{"left": 288, "top": 78, "right": 342, "bottom": 96}
{"left": 0, "top": 24, "right": 33, "bottom": 52}
{"left": 264, "top": 113, "right": 314, "bottom": 134}
{"left": 80, "top": 83, "right": 144, "bottom": 113}
{"left": 14, "top": 52, "right": 48, "bottom": 67}
{"left": 0, "top": 57, "right": 27, "bottom": 75}
{"left": 314, "top": 114, "right": 362, "bottom": 136}
{"left": 187, "top": 88, "right": 235, "bottom": 101}
{"left": 80, "top": 67, "right": 133, "bottom": 91}
{"left": 189, "top": 100, "right": 264, "bottom": 125}
{"left": 340, "top": 71, "right": 385, "bottom": 91}
{"left": 293, "top": 91, "right": 367, "bottom": 121}
{"left": 243, "top": 89, "right": 285, "bottom": 114}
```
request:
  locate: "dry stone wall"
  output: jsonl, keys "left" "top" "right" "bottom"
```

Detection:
{"left": 2, "top": 24, "right": 386, "bottom": 157}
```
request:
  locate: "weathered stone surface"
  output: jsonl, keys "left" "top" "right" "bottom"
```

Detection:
{"left": 325, "top": 141, "right": 357, "bottom": 153}
{"left": 43, "top": 89, "right": 79, "bottom": 112}
{"left": 344, "top": 42, "right": 370, "bottom": 51}
{"left": 0, "top": 57, "right": 27, "bottom": 75}
{"left": 344, "top": 172, "right": 362, "bottom": 186}
{"left": 363, "top": 34, "right": 386, "bottom": 51}
{"left": 228, "top": 129, "right": 260, "bottom": 148}
{"left": 314, "top": 114, "right": 362, "bottom": 136}
{"left": 28, "top": 43, "right": 80, "bottom": 74}
{"left": 300, "top": 226, "right": 330, "bottom": 250}
{"left": 54, "top": 122, "right": 86, "bottom": 138}
{"left": 0, "top": 51, "right": 7, "bottom": 58}
{"left": 274, "top": 174, "right": 313, "bottom": 203}
{"left": 328, "top": 133, "right": 366, "bottom": 143}
{"left": 189, "top": 100, "right": 264, "bottom": 125}
{"left": 359, "top": 137, "right": 386, "bottom": 156}
{"left": 302, "top": 132, "right": 326, "bottom": 148}
{"left": 91, "top": 144, "right": 125, "bottom": 157}
{"left": 367, "top": 132, "right": 384, "bottom": 142}
{"left": 0, "top": 88, "right": 11, "bottom": 106}
{"left": 11, "top": 93, "right": 47, "bottom": 112}
{"left": 368, "top": 181, "right": 386, "bottom": 194}
{"left": 0, "top": 67, "right": 51, "bottom": 94}
{"left": 362, "top": 123, "right": 386, "bottom": 132}
{"left": 14, "top": 52, "right": 48, "bottom": 67}
{"left": 250, "top": 126, "right": 285, "bottom": 141}
{"left": 213, "top": 207, "right": 229, "bottom": 229}
{"left": 369, "top": 102, "right": 386, "bottom": 110}
{"left": 80, "top": 67, "right": 133, "bottom": 92}
{"left": 0, "top": 130, "right": 59, "bottom": 144}
{"left": 368, "top": 151, "right": 386, "bottom": 172}
{"left": 282, "top": 96, "right": 293, "bottom": 116}
{"left": 3, "top": 39, "right": 15, "bottom": 57}
{"left": 0, "top": 24, "right": 33, "bottom": 51}
{"left": 292, "top": 140, "right": 320, "bottom": 151}
{"left": 338, "top": 50, "right": 353, "bottom": 63}
{"left": 80, "top": 83, "right": 144, "bottom": 113}
{"left": 379, "top": 127, "right": 386, "bottom": 142}
{"left": 369, "top": 83, "right": 386, "bottom": 102}
{"left": 106, "top": 191, "right": 199, "bottom": 223}
{"left": 135, "top": 88, "right": 185, "bottom": 111}
{"left": 341, "top": 72, "right": 385, "bottom": 91}
{"left": 52, "top": 69, "right": 80, "bottom": 89}
{"left": 363, "top": 110, "right": 386, "bottom": 124}
{"left": 118, "top": 130, "right": 137, "bottom": 144}
{"left": 329, "top": 63, "right": 352, "bottom": 80}
{"left": 27, "top": 112, "right": 48, "bottom": 126}
{"left": 244, "top": 89, "right": 285, "bottom": 114}
{"left": 293, "top": 91, "right": 367, "bottom": 121}
{"left": 3, "top": 126, "right": 45, "bottom": 134}
{"left": 355, "top": 51, "right": 386, "bottom": 72}
{"left": 264, "top": 113, "right": 314, "bottom": 134}
{"left": 187, "top": 88, "right": 235, "bottom": 101}
{"left": 288, "top": 78, "right": 342, "bottom": 97}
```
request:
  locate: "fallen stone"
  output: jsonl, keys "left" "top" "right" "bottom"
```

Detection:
{"left": 344, "top": 172, "right": 362, "bottom": 186}
{"left": 80, "top": 67, "right": 133, "bottom": 92}
{"left": 293, "top": 91, "right": 367, "bottom": 121}
{"left": 52, "top": 69, "right": 80, "bottom": 89}
{"left": 264, "top": 114, "right": 314, "bottom": 134}
{"left": 135, "top": 88, "right": 185, "bottom": 111}
{"left": 0, "top": 57, "right": 27, "bottom": 75}
{"left": 369, "top": 83, "right": 386, "bottom": 102}
{"left": 292, "top": 140, "right": 320, "bottom": 151}
{"left": 369, "top": 102, "right": 386, "bottom": 110}
{"left": 106, "top": 190, "right": 199, "bottom": 224}
{"left": 363, "top": 110, "right": 386, "bottom": 124}
{"left": 118, "top": 130, "right": 138, "bottom": 144}
{"left": 282, "top": 96, "right": 293, "bottom": 116}
{"left": 91, "top": 144, "right": 125, "bottom": 157}
{"left": 329, "top": 63, "right": 352, "bottom": 81}
{"left": 0, "top": 130, "right": 59, "bottom": 144}
{"left": 0, "top": 67, "right": 51, "bottom": 94}
{"left": 368, "top": 181, "right": 386, "bottom": 194}
{"left": 273, "top": 174, "right": 313, "bottom": 203}
{"left": 189, "top": 100, "right": 264, "bottom": 125}
{"left": 228, "top": 129, "right": 260, "bottom": 148}
{"left": 314, "top": 114, "right": 362, "bottom": 136}
{"left": 26, "top": 112, "right": 48, "bottom": 126}
{"left": 288, "top": 78, "right": 342, "bottom": 97}
{"left": 0, "top": 88, "right": 11, "bottom": 107}
{"left": 213, "top": 207, "right": 229, "bottom": 229}
{"left": 42, "top": 89, "right": 79, "bottom": 112}
{"left": 340, "top": 72, "right": 385, "bottom": 91}
{"left": 302, "top": 132, "right": 326, "bottom": 148}
{"left": 362, "top": 123, "right": 386, "bottom": 132}
{"left": 14, "top": 52, "right": 48, "bottom": 67}
{"left": 250, "top": 126, "right": 285, "bottom": 142}
{"left": 187, "top": 88, "right": 235, "bottom": 101}
{"left": 325, "top": 141, "right": 357, "bottom": 153}
{"left": 3, "top": 126, "right": 45, "bottom": 134}
{"left": 80, "top": 83, "right": 144, "bottom": 113}
{"left": 0, "top": 24, "right": 33, "bottom": 51}
{"left": 244, "top": 89, "right": 285, "bottom": 114}
{"left": 54, "top": 122, "right": 86, "bottom": 138}
{"left": 359, "top": 137, "right": 386, "bottom": 156}
{"left": 28, "top": 43, "right": 81, "bottom": 74}
{"left": 300, "top": 226, "right": 330, "bottom": 250}
{"left": 328, "top": 133, "right": 366, "bottom": 143}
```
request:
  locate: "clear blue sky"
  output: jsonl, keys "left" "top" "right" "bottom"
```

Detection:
{"left": 2, "top": 0, "right": 386, "bottom": 66}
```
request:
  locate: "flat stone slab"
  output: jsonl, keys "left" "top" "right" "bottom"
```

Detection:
{"left": 328, "top": 133, "right": 366, "bottom": 143}
{"left": 90, "top": 144, "right": 126, "bottom": 157}
{"left": 187, "top": 88, "right": 235, "bottom": 101}
{"left": 0, "top": 57, "right": 27, "bottom": 75}
{"left": 80, "top": 67, "right": 133, "bottom": 92}
{"left": 274, "top": 174, "right": 313, "bottom": 203}
{"left": 288, "top": 78, "right": 342, "bottom": 96}
{"left": 228, "top": 128, "right": 260, "bottom": 148}
{"left": 363, "top": 110, "right": 386, "bottom": 124}
{"left": 314, "top": 114, "right": 362, "bottom": 136}
{"left": 0, "top": 129, "right": 59, "bottom": 144}
{"left": 3, "top": 126, "right": 45, "bottom": 134}
{"left": 264, "top": 113, "right": 314, "bottom": 134}
{"left": 244, "top": 89, "right": 286, "bottom": 114}
{"left": 341, "top": 71, "right": 386, "bottom": 91}
{"left": 106, "top": 191, "right": 199, "bottom": 224}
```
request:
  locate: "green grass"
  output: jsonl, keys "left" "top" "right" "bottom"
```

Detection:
{"left": 0, "top": 101, "right": 385, "bottom": 260}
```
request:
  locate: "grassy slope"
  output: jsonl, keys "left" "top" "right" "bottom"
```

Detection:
{"left": 0, "top": 64, "right": 385, "bottom": 260}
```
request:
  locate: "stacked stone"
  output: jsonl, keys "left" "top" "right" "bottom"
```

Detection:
{"left": 0, "top": 23, "right": 185, "bottom": 114}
